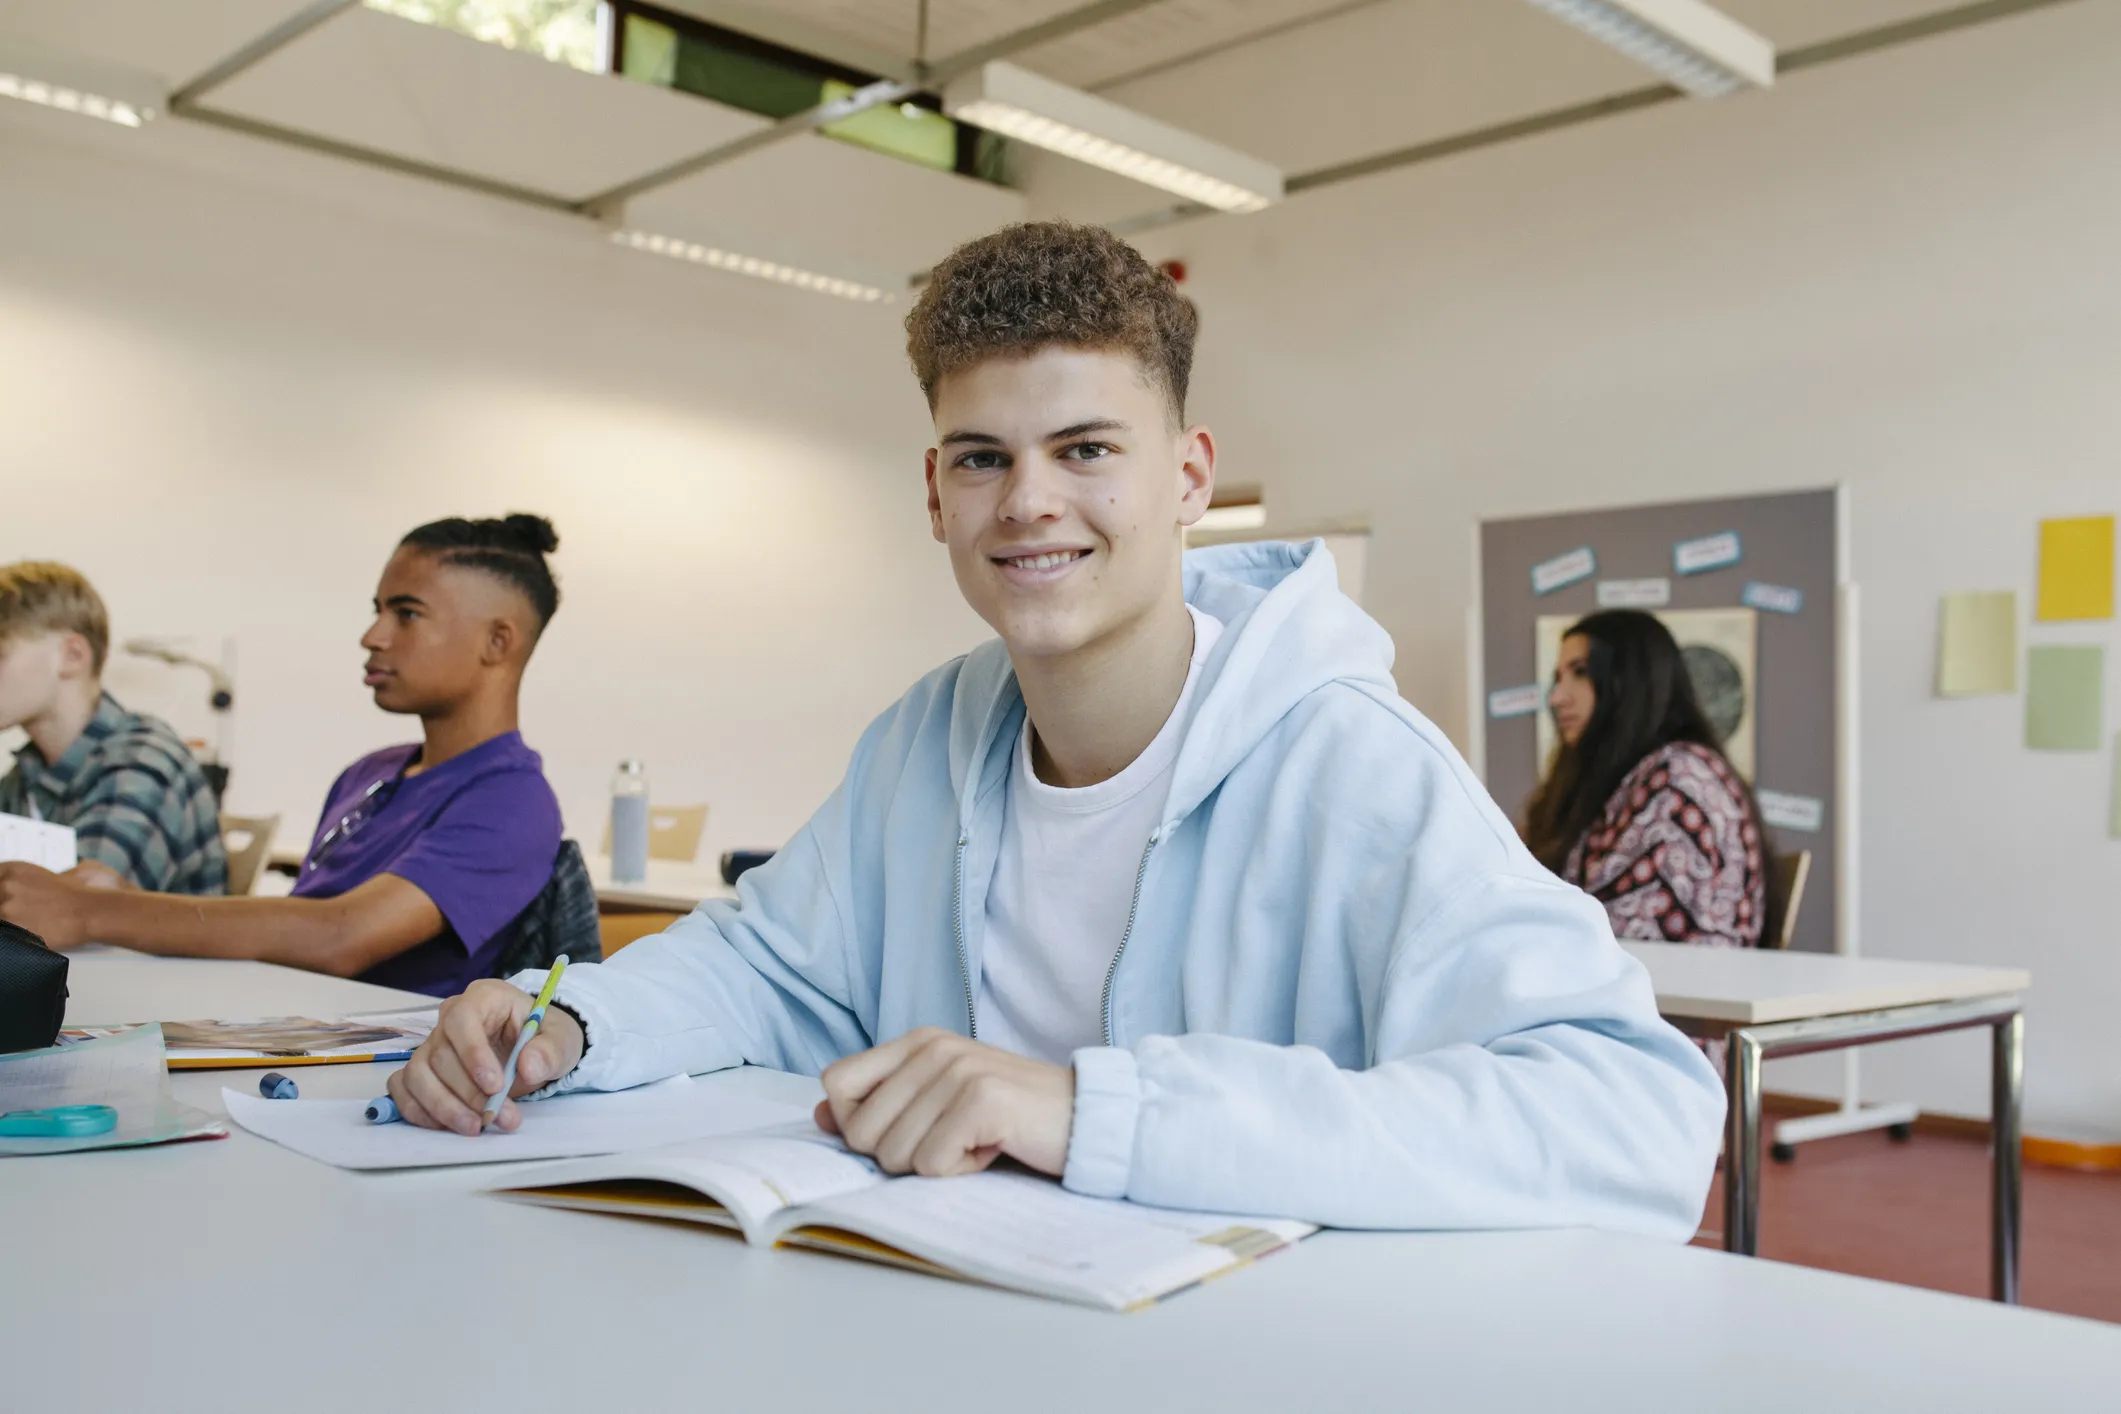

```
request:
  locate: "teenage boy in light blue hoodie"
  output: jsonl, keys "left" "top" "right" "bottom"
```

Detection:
{"left": 393, "top": 222, "right": 1724, "bottom": 1238}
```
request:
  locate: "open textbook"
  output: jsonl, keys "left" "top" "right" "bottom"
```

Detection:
{"left": 498, "top": 1121, "right": 1315, "bottom": 1311}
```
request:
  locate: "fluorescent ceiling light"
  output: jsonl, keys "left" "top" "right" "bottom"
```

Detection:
{"left": 611, "top": 229, "right": 897, "bottom": 303}
{"left": 945, "top": 61, "right": 1282, "bottom": 214}
{"left": 0, "top": 46, "right": 163, "bottom": 128}
{"left": 1195, "top": 504, "right": 1269, "bottom": 533}
{"left": 1526, "top": 0, "right": 1774, "bottom": 98}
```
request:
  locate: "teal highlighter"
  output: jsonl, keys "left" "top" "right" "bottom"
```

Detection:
{"left": 0, "top": 1105, "right": 117, "bottom": 1137}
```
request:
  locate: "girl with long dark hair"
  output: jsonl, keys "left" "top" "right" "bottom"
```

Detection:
{"left": 1524, "top": 609, "right": 1779, "bottom": 950}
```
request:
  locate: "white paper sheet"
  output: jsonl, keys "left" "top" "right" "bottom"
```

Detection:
{"left": 224, "top": 1073, "right": 813, "bottom": 1171}
{"left": 0, "top": 810, "right": 75, "bottom": 870}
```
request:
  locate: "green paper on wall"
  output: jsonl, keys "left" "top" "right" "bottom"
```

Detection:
{"left": 2025, "top": 646, "right": 2104, "bottom": 750}
{"left": 1936, "top": 591, "right": 2018, "bottom": 696}
{"left": 2037, "top": 515, "right": 2115, "bottom": 622}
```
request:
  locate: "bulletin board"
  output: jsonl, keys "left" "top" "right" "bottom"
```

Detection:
{"left": 1476, "top": 488, "right": 1843, "bottom": 955}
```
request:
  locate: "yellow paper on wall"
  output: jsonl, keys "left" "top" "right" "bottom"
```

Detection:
{"left": 1936, "top": 591, "right": 2017, "bottom": 697}
{"left": 2036, "top": 515, "right": 2115, "bottom": 621}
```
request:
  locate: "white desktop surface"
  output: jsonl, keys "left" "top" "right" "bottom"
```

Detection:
{"left": 585, "top": 854, "right": 735, "bottom": 911}
{"left": 1621, "top": 941, "right": 2031, "bottom": 1025}
{"left": 6, "top": 955, "right": 2113, "bottom": 1411}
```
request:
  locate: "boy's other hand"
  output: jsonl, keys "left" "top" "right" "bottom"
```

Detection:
{"left": 387, "top": 978, "right": 584, "bottom": 1136}
{"left": 817, "top": 1029, "right": 1074, "bottom": 1179}
{"left": 0, "top": 862, "right": 90, "bottom": 949}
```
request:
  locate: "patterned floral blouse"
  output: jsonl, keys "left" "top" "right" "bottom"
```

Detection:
{"left": 1563, "top": 741, "right": 1767, "bottom": 949}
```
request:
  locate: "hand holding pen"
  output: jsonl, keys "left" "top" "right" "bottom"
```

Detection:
{"left": 378, "top": 958, "right": 582, "bottom": 1134}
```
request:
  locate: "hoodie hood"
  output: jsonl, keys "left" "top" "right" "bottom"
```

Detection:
{"left": 944, "top": 539, "right": 1397, "bottom": 826}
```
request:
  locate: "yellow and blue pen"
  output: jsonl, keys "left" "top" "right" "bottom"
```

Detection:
{"left": 481, "top": 954, "right": 569, "bottom": 1129}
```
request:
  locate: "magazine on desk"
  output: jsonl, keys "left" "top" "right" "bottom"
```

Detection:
{"left": 497, "top": 1121, "right": 1314, "bottom": 1312}
{"left": 63, "top": 1007, "right": 438, "bottom": 1068}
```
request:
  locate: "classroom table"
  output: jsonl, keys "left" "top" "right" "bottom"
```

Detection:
{"left": 1621, "top": 941, "right": 2031, "bottom": 1301}
{"left": 266, "top": 847, "right": 736, "bottom": 913}
{"left": 583, "top": 854, "right": 735, "bottom": 913}
{"left": 6, "top": 952, "right": 2113, "bottom": 1411}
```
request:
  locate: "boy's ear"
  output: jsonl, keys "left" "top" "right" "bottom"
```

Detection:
{"left": 55, "top": 633, "right": 98, "bottom": 681}
{"left": 925, "top": 447, "right": 946, "bottom": 544}
{"left": 483, "top": 616, "right": 521, "bottom": 667}
{"left": 1175, "top": 424, "right": 1217, "bottom": 528}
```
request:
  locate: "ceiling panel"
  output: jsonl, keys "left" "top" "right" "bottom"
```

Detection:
{"left": 628, "top": 129, "right": 1028, "bottom": 282}
{"left": 0, "top": 0, "right": 323, "bottom": 87}
{"left": 201, "top": 8, "right": 769, "bottom": 201}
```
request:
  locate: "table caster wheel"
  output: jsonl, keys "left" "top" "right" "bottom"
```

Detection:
{"left": 1770, "top": 1141, "right": 1797, "bottom": 1163}
{"left": 1887, "top": 1122, "right": 1914, "bottom": 1142}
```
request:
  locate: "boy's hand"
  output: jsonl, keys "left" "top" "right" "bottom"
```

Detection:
{"left": 63, "top": 860, "right": 132, "bottom": 891}
{"left": 387, "top": 979, "right": 585, "bottom": 1135}
{"left": 817, "top": 1028, "right": 1074, "bottom": 1178}
{"left": 0, "top": 863, "right": 90, "bottom": 949}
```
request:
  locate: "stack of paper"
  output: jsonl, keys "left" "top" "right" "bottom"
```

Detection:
{"left": 0, "top": 1025, "right": 224, "bottom": 1157}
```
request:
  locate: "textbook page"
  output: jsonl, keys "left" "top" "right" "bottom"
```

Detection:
{"left": 780, "top": 1170, "right": 1316, "bottom": 1311}
{"left": 506, "top": 1122, "right": 885, "bottom": 1239}
{"left": 224, "top": 1075, "right": 812, "bottom": 1170}
{"left": 0, "top": 811, "right": 75, "bottom": 870}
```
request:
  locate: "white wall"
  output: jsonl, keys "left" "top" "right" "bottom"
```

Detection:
{"left": 1095, "top": 3, "right": 2121, "bottom": 1135}
{"left": 0, "top": 109, "right": 988, "bottom": 873}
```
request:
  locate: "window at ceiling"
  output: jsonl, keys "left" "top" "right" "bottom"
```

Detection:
{"left": 365, "top": 0, "right": 607, "bottom": 73}
{"left": 610, "top": 2, "right": 1012, "bottom": 185}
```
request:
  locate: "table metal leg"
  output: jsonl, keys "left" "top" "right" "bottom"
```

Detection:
{"left": 1991, "top": 1010, "right": 2023, "bottom": 1304}
{"left": 1723, "top": 1029, "right": 1764, "bottom": 1256}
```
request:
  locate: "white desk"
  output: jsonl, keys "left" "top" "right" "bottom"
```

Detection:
{"left": 9, "top": 956, "right": 2114, "bottom": 1411}
{"left": 583, "top": 855, "right": 735, "bottom": 913}
{"left": 266, "top": 846, "right": 737, "bottom": 913}
{"left": 1622, "top": 942, "right": 2030, "bottom": 1300}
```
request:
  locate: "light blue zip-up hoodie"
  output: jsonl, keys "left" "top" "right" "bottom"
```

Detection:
{"left": 526, "top": 540, "right": 1724, "bottom": 1239}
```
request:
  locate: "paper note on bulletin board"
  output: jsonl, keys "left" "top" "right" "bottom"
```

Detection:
{"left": 2037, "top": 516, "right": 2114, "bottom": 622}
{"left": 1535, "top": 608, "right": 1758, "bottom": 780}
{"left": 2025, "top": 645, "right": 2104, "bottom": 750}
{"left": 1936, "top": 591, "right": 2018, "bottom": 697}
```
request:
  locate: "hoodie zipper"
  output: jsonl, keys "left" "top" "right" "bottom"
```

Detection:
{"left": 1100, "top": 830, "right": 1161, "bottom": 1047}
{"left": 951, "top": 834, "right": 977, "bottom": 1039}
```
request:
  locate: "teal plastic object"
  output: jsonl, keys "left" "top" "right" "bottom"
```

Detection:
{"left": 0, "top": 1104, "right": 118, "bottom": 1137}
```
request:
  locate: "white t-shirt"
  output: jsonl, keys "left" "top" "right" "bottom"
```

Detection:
{"left": 976, "top": 607, "right": 1225, "bottom": 1064}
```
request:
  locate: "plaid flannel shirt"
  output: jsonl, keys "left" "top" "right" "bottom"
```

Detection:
{"left": 0, "top": 693, "right": 228, "bottom": 894}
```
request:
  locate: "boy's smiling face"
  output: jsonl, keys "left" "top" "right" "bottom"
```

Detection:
{"left": 926, "top": 345, "right": 1214, "bottom": 663}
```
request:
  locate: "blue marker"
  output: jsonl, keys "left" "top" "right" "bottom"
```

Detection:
{"left": 365, "top": 1095, "right": 401, "bottom": 1125}
{"left": 259, "top": 1072, "right": 299, "bottom": 1100}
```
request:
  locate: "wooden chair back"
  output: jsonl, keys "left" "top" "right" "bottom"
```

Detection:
{"left": 219, "top": 813, "right": 280, "bottom": 896}
{"left": 1768, "top": 850, "right": 1812, "bottom": 950}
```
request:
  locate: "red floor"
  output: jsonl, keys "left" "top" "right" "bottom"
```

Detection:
{"left": 1697, "top": 1107, "right": 2121, "bottom": 1324}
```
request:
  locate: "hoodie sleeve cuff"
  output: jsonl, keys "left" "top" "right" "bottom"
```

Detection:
{"left": 507, "top": 968, "right": 604, "bottom": 1101}
{"left": 1062, "top": 1046, "right": 1142, "bottom": 1200}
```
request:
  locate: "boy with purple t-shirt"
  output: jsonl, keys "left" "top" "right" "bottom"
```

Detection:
{"left": 0, "top": 515, "right": 573, "bottom": 996}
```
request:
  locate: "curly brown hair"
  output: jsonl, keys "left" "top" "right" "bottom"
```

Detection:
{"left": 905, "top": 222, "right": 1198, "bottom": 422}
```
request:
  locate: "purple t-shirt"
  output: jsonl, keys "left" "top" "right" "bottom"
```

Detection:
{"left": 290, "top": 731, "right": 562, "bottom": 997}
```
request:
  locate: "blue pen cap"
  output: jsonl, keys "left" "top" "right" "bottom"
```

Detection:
{"left": 259, "top": 1072, "right": 299, "bottom": 1100}
{"left": 365, "top": 1095, "right": 400, "bottom": 1124}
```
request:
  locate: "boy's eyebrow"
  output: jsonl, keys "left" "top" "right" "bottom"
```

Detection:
{"left": 380, "top": 594, "right": 428, "bottom": 609}
{"left": 938, "top": 419, "right": 1129, "bottom": 448}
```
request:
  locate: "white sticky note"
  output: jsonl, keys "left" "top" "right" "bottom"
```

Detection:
{"left": 1757, "top": 790, "right": 1824, "bottom": 833}
{"left": 1531, "top": 547, "right": 1597, "bottom": 596}
{"left": 1597, "top": 578, "right": 1671, "bottom": 609}
{"left": 1488, "top": 684, "right": 1545, "bottom": 719}
{"left": 0, "top": 812, "right": 76, "bottom": 871}
{"left": 1742, "top": 582, "right": 1804, "bottom": 615}
{"left": 1674, "top": 532, "right": 1743, "bottom": 576}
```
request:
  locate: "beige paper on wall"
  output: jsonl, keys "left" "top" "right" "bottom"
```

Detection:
{"left": 1936, "top": 591, "right": 2018, "bottom": 697}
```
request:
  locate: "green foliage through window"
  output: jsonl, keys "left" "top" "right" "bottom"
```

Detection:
{"left": 366, "top": 0, "right": 604, "bottom": 73}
